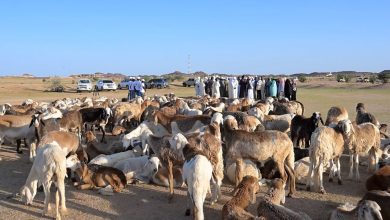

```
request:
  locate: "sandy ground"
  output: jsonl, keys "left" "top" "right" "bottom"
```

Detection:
{"left": 0, "top": 142, "right": 371, "bottom": 220}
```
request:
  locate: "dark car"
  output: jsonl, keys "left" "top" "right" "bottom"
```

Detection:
{"left": 145, "top": 78, "right": 168, "bottom": 89}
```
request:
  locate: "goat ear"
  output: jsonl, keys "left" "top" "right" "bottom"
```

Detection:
{"left": 40, "top": 119, "right": 45, "bottom": 126}
{"left": 248, "top": 185, "right": 257, "bottom": 204}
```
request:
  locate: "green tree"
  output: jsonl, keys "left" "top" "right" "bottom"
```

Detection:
{"left": 298, "top": 75, "right": 307, "bottom": 83}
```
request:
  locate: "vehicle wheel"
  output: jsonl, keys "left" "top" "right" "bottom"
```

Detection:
{"left": 183, "top": 83, "right": 186, "bottom": 87}
{"left": 157, "top": 85, "right": 162, "bottom": 89}
{"left": 77, "top": 90, "right": 80, "bottom": 93}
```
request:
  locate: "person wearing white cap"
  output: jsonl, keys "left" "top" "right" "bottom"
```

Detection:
{"left": 134, "top": 77, "right": 142, "bottom": 97}
{"left": 128, "top": 77, "right": 135, "bottom": 101}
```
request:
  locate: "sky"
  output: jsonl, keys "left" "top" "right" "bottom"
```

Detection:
{"left": 0, "top": 1, "right": 389, "bottom": 76}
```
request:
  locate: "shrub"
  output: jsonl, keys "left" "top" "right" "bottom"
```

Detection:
{"left": 344, "top": 74, "right": 353, "bottom": 82}
{"left": 42, "top": 78, "right": 46, "bottom": 82}
{"left": 369, "top": 75, "right": 376, "bottom": 84}
{"left": 298, "top": 75, "right": 307, "bottom": 83}
{"left": 378, "top": 73, "right": 390, "bottom": 83}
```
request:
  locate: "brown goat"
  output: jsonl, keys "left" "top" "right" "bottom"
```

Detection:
{"left": 152, "top": 110, "right": 211, "bottom": 133}
{"left": 75, "top": 163, "right": 127, "bottom": 193}
{"left": 325, "top": 106, "right": 348, "bottom": 126}
{"left": 222, "top": 176, "right": 259, "bottom": 220}
{"left": 366, "top": 165, "right": 390, "bottom": 191}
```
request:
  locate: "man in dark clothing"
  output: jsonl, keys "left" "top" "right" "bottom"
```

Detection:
{"left": 284, "top": 78, "right": 293, "bottom": 100}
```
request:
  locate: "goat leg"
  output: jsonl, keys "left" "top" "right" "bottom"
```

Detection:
{"left": 168, "top": 159, "right": 174, "bottom": 203}
{"left": 16, "top": 139, "right": 23, "bottom": 154}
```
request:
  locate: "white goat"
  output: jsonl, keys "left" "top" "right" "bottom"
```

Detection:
{"left": 183, "top": 154, "right": 213, "bottom": 220}
{"left": 88, "top": 150, "right": 136, "bottom": 167}
{"left": 20, "top": 142, "right": 67, "bottom": 220}
{"left": 113, "top": 155, "right": 160, "bottom": 183}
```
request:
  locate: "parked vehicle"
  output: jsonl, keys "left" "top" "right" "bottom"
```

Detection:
{"left": 77, "top": 79, "right": 93, "bottom": 92}
{"left": 183, "top": 78, "right": 195, "bottom": 87}
{"left": 118, "top": 79, "right": 130, "bottom": 89}
{"left": 145, "top": 78, "right": 168, "bottom": 89}
{"left": 96, "top": 79, "right": 117, "bottom": 91}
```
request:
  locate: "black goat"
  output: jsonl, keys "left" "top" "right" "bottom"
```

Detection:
{"left": 356, "top": 103, "right": 380, "bottom": 127}
{"left": 290, "top": 112, "right": 324, "bottom": 148}
{"left": 79, "top": 107, "right": 111, "bottom": 142}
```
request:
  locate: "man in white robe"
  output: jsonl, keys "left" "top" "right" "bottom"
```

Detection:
{"left": 211, "top": 77, "right": 220, "bottom": 98}
{"left": 228, "top": 77, "right": 238, "bottom": 99}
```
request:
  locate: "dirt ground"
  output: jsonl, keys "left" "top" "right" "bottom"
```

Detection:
{"left": 0, "top": 142, "right": 371, "bottom": 220}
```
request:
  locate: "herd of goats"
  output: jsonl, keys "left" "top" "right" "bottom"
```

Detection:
{"left": 0, "top": 94, "right": 389, "bottom": 220}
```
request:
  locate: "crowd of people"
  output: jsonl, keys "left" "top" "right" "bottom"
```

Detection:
{"left": 194, "top": 76, "right": 298, "bottom": 101}
{"left": 127, "top": 77, "right": 146, "bottom": 100}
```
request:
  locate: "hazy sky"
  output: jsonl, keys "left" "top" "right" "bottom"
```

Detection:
{"left": 0, "top": 1, "right": 389, "bottom": 76}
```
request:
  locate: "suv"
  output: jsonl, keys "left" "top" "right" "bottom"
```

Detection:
{"left": 118, "top": 79, "right": 130, "bottom": 89}
{"left": 183, "top": 78, "right": 195, "bottom": 87}
{"left": 96, "top": 79, "right": 117, "bottom": 91}
{"left": 77, "top": 79, "right": 93, "bottom": 92}
{"left": 145, "top": 78, "right": 168, "bottom": 89}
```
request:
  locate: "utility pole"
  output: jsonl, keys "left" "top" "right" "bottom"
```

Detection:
{"left": 187, "top": 54, "right": 191, "bottom": 75}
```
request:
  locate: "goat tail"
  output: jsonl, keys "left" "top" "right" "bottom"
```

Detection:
{"left": 294, "top": 100, "right": 305, "bottom": 115}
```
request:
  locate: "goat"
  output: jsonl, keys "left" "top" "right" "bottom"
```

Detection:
{"left": 84, "top": 131, "right": 123, "bottom": 161}
{"left": 339, "top": 120, "right": 381, "bottom": 181}
{"left": 257, "top": 178, "right": 311, "bottom": 220}
{"left": 222, "top": 176, "right": 259, "bottom": 220}
{"left": 290, "top": 112, "right": 324, "bottom": 148}
{"left": 226, "top": 160, "right": 261, "bottom": 185}
{"left": 113, "top": 155, "right": 160, "bottom": 183}
{"left": 362, "top": 190, "right": 389, "bottom": 220}
{"left": 151, "top": 166, "right": 184, "bottom": 188}
{"left": 182, "top": 144, "right": 213, "bottom": 220}
{"left": 79, "top": 107, "right": 111, "bottom": 142}
{"left": 20, "top": 142, "right": 67, "bottom": 219}
{"left": 88, "top": 150, "right": 136, "bottom": 167}
{"left": 74, "top": 163, "right": 127, "bottom": 193}
{"left": 0, "top": 114, "right": 39, "bottom": 156}
{"left": 329, "top": 200, "right": 383, "bottom": 220}
{"left": 152, "top": 110, "right": 211, "bottom": 134}
{"left": 223, "top": 118, "right": 296, "bottom": 196}
{"left": 365, "top": 165, "right": 390, "bottom": 191}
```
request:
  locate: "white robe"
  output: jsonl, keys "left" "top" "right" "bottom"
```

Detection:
{"left": 228, "top": 78, "right": 238, "bottom": 99}
{"left": 212, "top": 80, "right": 220, "bottom": 98}
{"left": 195, "top": 79, "right": 203, "bottom": 96}
{"left": 247, "top": 80, "right": 254, "bottom": 100}
{"left": 198, "top": 79, "right": 205, "bottom": 96}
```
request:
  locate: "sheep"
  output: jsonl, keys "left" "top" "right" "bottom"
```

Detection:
{"left": 19, "top": 142, "right": 67, "bottom": 220}
{"left": 290, "top": 112, "right": 324, "bottom": 148}
{"left": 328, "top": 200, "right": 383, "bottom": 220}
{"left": 325, "top": 106, "right": 349, "bottom": 126}
{"left": 113, "top": 155, "right": 160, "bottom": 183}
{"left": 365, "top": 165, "right": 390, "bottom": 191}
{"left": 306, "top": 125, "right": 345, "bottom": 194}
{"left": 261, "top": 113, "right": 295, "bottom": 133}
{"left": 222, "top": 176, "right": 259, "bottom": 220}
{"left": 182, "top": 144, "right": 213, "bottom": 220}
{"left": 355, "top": 103, "right": 380, "bottom": 127}
{"left": 223, "top": 117, "right": 296, "bottom": 197}
{"left": 269, "top": 100, "right": 304, "bottom": 116}
{"left": 338, "top": 120, "right": 381, "bottom": 181}
{"left": 88, "top": 150, "right": 136, "bottom": 167}
{"left": 362, "top": 190, "right": 390, "bottom": 220}
{"left": 226, "top": 160, "right": 261, "bottom": 185}
{"left": 74, "top": 163, "right": 127, "bottom": 193}
{"left": 257, "top": 178, "right": 311, "bottom": 220}
{"left": 294, "top": 157, "right": 333, "bottom": 185}
{"left": 112, "top": 102, "right": 144, "bottom": 127}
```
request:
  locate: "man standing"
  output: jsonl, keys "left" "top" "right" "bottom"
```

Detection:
{"left": 228, "top": 77, "right": 238, "bottom": 99}
{"left": 195, "top": 77, "right": 202, "bottom": 96}
{"left": 134, "top": 77, "right": 141, "bottom": 97}
{"left": 128, "top": 77, "right": 135, "bottom": 100}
